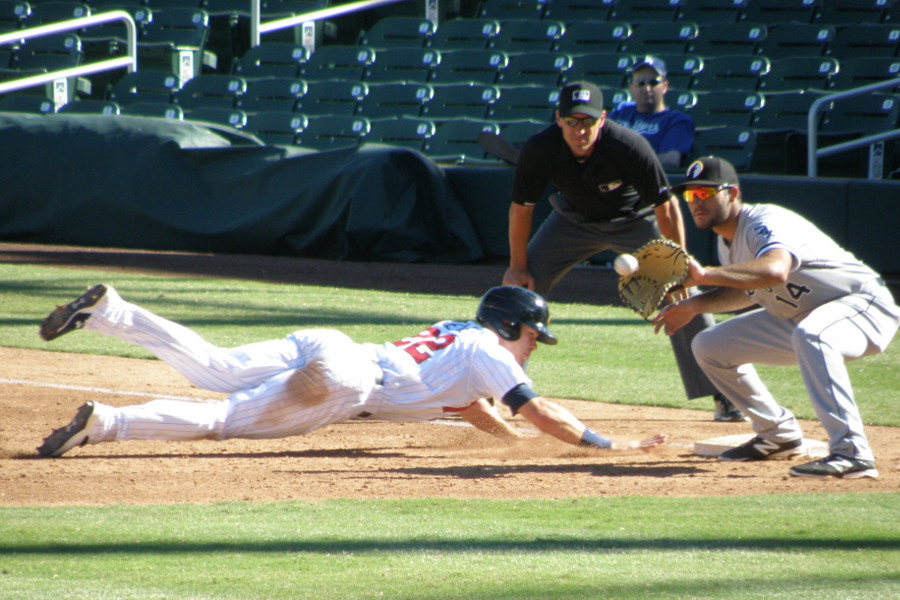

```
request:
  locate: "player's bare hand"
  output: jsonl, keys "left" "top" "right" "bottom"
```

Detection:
{"left": 616, "top": 434, "right": 667, "bottom": 451}
{"left": 502, "top": 266, "right": 534, "bottom": 290}
{"left": 683, "top": 257, "right": 707, "bottom": 288}
{"left": 652, "top": 302, "right": 696, "bottom": 336}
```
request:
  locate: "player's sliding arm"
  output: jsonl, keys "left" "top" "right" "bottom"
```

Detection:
{"left": 459, "top": 398, "right": 523, "bottom": 439}
{"left": 516, "top": 397, "right": 666, "bottom": 451}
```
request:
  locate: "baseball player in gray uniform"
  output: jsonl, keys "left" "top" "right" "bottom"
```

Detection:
{"left": 37, "top": 285, "right": 665, "bottom": 458}
{"left": 654, "top": 156, "right": 899, "bottom": 479}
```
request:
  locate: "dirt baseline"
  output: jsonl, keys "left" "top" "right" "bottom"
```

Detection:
{"left": 0, "top": 244, "right": 897, "bottom": 506}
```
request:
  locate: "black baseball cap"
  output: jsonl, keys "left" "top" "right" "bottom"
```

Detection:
{"left": 558, "top": 81, "right": 605, "bottom": 119}
{"left": 631, "top": 56, "right": 667, "bottom": 79}
{"left": 670, "top": 156, "right": 740, "bottom": 193}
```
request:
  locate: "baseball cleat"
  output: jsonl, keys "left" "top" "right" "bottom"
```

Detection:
{"left": 789, "top": 454, "right": 879, "bottom": 479}
{"left": 718, "top": 436, "right": 804, "bottom": 462}
{"left": 37, "top": 402, "right": 98, "bottom": 457}
{"left": 40, "top": 284, "right": 107, "bottom": 341}
{"left": 713, "top": 394, "right": 749, "bottom": 422}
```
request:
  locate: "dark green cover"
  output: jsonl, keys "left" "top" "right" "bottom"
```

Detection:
{"left": 0, "top": 113, "right": 484, "bottom": 263}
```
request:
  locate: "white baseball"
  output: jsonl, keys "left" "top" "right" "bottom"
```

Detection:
{"left": 614, "top": 253, "right": 639, "bottom": 276}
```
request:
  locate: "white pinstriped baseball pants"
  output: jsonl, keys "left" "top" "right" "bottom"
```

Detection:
{"left": 84, "top": 287, "right": 380, "bottom": 443}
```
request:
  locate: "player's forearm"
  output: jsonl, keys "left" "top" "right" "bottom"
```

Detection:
{"left": 517, "top": 397, "right": 586, "bottom": 446}
{"left": 508, "top": 203, "right": 533, "bottom": 269}
{"left": 654, "top": 198, "right": 686, "bottom": 248}
{"left": 460, "top": 399, "right": 522, "bottom": 439}
{"left": 685, "top": 286, "right": 756, "bottom": 314}
{"left": 695, "top": 251, "right": 793, "bottom": 290}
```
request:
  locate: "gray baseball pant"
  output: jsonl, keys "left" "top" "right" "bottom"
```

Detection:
{"left": 691, "top": 287, "right": 899, "bottom": 460}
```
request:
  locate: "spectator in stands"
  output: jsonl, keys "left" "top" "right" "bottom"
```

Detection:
{"left": 502, "top": 80, "right": 745, "bottom": 423}
{"left": 609, "top": 56, "right": 694, "bottom": 169}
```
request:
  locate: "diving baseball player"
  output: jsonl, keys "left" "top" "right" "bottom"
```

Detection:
{"left": 654, "top": 156, "right": 899, "bottom": 479}
{"left": 37, "top": 285, "right": 666, "bottom": 457}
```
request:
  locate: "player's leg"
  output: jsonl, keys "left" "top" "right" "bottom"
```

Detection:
{"left": 81, "top": 286, "right": 303, "bottom": 393}
{"left": 791, "top": 293, "right": 899, "bottom": 462}
{"left": 221, "top": 331, "right": 381, "bottom": 439}
{"left": 691, "top": 309, "right": 803, "bottom": 445}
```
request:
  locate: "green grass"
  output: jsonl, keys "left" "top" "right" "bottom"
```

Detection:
{"left": 2, "top": 262, "right": 898, "bottom": 599}
{"left": 2, "top": 263, "right": 898, "bottom": 425}
{"left": 1, "top": 496, "right": 898, "bottom": 600}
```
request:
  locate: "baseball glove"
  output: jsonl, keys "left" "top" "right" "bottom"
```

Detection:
{"left": 618, "top": 238, "right": 690, "bottom": 320}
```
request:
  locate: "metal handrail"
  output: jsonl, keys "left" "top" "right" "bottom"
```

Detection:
{"left": 250, "top": 0, "right": 413, "bottom": 47}
{"left": 807, "top": 78, "right": 900, "bottom": 178}
{"left": 0, "top": 11, "right": 137, "bottom": 96}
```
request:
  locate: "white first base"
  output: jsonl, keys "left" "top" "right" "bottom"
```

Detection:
{"left": 693, "top": 433, "right": 829, "bottom": 458}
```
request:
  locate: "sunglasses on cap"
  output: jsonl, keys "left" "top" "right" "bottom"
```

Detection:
{"left": 561, "top": 116, "right": 599, "bottom": 129}
{"left": 682, "top": 184, "right": 732, "bottom": 204}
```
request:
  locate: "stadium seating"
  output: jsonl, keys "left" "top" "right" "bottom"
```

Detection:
{"left": 302, "top": 45, "right": 375, "bottom": 82}
{"left": 609, "top": 0, "right": 684, "bottom": 23}
{"left": 243, "top": 110, "right": 308, "bottom": 146}
{"left": 679, "top": 0, "right": 746, "bottom": 25}
{"left": 554, "top": 20, "right": 631, "bottom": 55}
{"left": 364, "top": 47, "right": 440, "bottom": 84}
{"left": 488, "top": 18, "right": 565, "bottom": 53}
{"left": 57, "top": 98, "right": 119, "bottom": 114}
{"left": 240, "top": 77, "right": 308, "bottom": 113}
{"left": 829, "top": 24, "right": 900, "bottom": 61}
{"left": 294, "top": 114, "right": 371, "bottom": 150}
{"left": 693, "top": 22, "right": 768, "bottom": 57}
{"left": 426, "top": 48, "right": 508, "bottom": 85}
{"left": 758, "top": 56, "right": 839, "bottom": 93}
{"left": 106, "top": 70, "right": 181, "bottom": 105}
{"left": 422, "top": 82, "right": 501, "bottom": 120}
{"left": 0, "top": 0, "right": 31, "bottom": 33}
{"left": 357, "top": 81, "right": 433, "bottom": 119}
{"left": 297, "top": 79, "right": 368, "bottom": 116}
{"left": 357, "top": 15, "right": 434, "bottom": 49}
{"left": 488, "top": 83, "right": 557, "bottom": 122}
{"left": 689, "top": 55, "right": 770, "bottom": 93}
{"left": 756, "top": 23, "right": 834, "bottom": 59}
{"left": 740, "top": 0, "right": 821, "bottom": 26}
{"left": 120, "top": 101, "right": 184, "bottom": 120}
{"left": 184, "top": 106, "right": 248, "bottom": 129}
{"left": 830, "top": 57, "right": 900, "bottom": 92}
{"left": 231, "top": 44, "right": 310, "bottom": 79}
{"left": 542, "top": 0, "right": 615, "bottom": 22}
{"left": 175, "top": 74, "right": 246, "bottom": 110}
{"left": 691, "top": 90, "right": 765, "bottom": 129}
{"left": 624, "top": 21, "right": 699, "bottom": 56}
{"left": 423, "top": 118, "right": 501, "bottom": 163}
{"left": 564, "top": 52, "right": 633, "bottom": 88}
{"left": 496, "top": 51, "right": 571, "bottom": 87}
{"left": 365, "top": 116, "right": 436, "bottom": 151}
{"left": 477, "top": 0, "right": 547, "bottom": 21}
{"left": 429, "top": 18, "right": 500, "bottom": 50}
{"left": 690, "top": 126, "right": 757, "bottom": 171}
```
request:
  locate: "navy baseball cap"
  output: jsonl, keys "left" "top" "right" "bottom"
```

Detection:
{"left": 558, "top": 81, "right": 605, "bottom": 119}
{"left": 670, "top": 156, "right": 740, "bottom": 193}
{"left": 632, "top": 56, "right": 667, "bottom": 79}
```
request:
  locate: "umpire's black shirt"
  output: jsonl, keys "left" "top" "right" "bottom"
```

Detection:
{"left": 511, "top": 121, "right": 672, "bottom": 222}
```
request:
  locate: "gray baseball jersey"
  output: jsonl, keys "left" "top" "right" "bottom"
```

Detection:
{"left": 719, "top": 203, "right": 882, "bottom": 319}
{"left": 79, "top": 287, "right": 532, "bottom": 445}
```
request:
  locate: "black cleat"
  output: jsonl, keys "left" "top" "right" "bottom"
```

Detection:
{"left": 40, "top": 284, "right": 107, "bottom": 341}
{"left": 790, "top": 454, "right": 878, "bottom": 479}
{"left": 37, "top": 402, "right": 98, "bottom": 457}
{"left": 713, "top": 394, "right": 749, "bottom": 422}
{"left": 718, "top": 436, "right": 804, "bottom": 462}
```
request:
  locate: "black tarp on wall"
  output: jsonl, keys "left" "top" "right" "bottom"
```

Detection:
{"left": 0, "top": 113, "right": 484, "bottom": 263}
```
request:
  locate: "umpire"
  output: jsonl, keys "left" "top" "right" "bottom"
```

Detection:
{"left": 501, "top": 81, "right": 743, "bottom": 421}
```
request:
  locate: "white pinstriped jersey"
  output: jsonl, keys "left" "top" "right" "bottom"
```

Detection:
{"left": 718, "top": 204, "right": 882, "bottom": 320}
{"left": 364, "top": 320, "right": 533, "bottom": 421}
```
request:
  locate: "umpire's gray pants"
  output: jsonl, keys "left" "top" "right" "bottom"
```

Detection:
{"left": 527, "top": 195, "right": 719, "bottom": 399}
